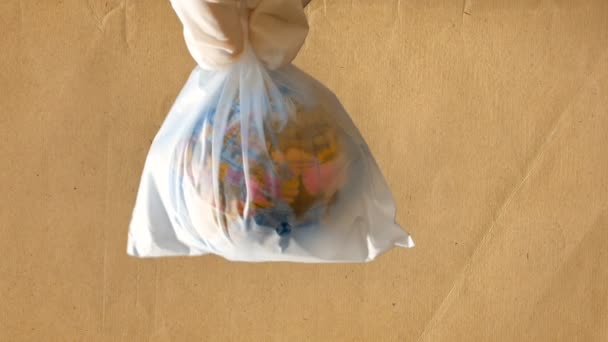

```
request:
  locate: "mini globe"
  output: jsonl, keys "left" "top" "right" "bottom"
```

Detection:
{"left": 179, "top": 96, "right": 348, "bottom": 236}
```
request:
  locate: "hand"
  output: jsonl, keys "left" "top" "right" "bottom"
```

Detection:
{"left": 170, "top": 0, "right": 311, "bottom": 70}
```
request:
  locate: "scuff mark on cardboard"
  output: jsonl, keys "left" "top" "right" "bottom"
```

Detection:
{"left": 85, "top": 0, "right": 130, "bottom": 48}
{"left": 462, "top": 0, "right": 472, "bottom": 23}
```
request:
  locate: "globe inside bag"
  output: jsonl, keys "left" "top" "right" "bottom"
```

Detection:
{"left": 127, "top": 45, "right": 413, "bottom": 262}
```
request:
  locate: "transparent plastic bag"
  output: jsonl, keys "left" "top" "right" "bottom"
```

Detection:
{"left": 127, "top": 45, "right": 413, "bottom": 262}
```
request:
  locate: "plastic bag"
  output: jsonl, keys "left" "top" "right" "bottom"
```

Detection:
{"left": 127, "top": 45, "right": 413, "bottom": 262}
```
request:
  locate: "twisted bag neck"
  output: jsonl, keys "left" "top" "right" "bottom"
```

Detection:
{"left": 171, "top": 0, "right": 309, "bottom": 70}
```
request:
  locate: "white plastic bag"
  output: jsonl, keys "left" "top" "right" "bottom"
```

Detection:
{"left": 127, "top": 44, "right": 413, "bottom": 262}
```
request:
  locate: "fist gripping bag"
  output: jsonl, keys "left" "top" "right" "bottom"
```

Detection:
{"left": 126, "top": 1, "right": 413, "bottom": 262}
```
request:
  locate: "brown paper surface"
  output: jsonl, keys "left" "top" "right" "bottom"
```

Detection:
{"left": 2, "top": 0, "right": 607, "bottom": 341}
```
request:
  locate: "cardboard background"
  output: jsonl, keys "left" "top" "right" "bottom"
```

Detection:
{"left": 2, "top": 0, "right": 607, "bottom": 340}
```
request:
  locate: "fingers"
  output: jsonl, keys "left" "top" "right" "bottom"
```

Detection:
{"left": 170, "top": 0, "right": 244, "bottom": 69}
{"left": 249, "top": 0, "right": 309, "bottom": 69}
